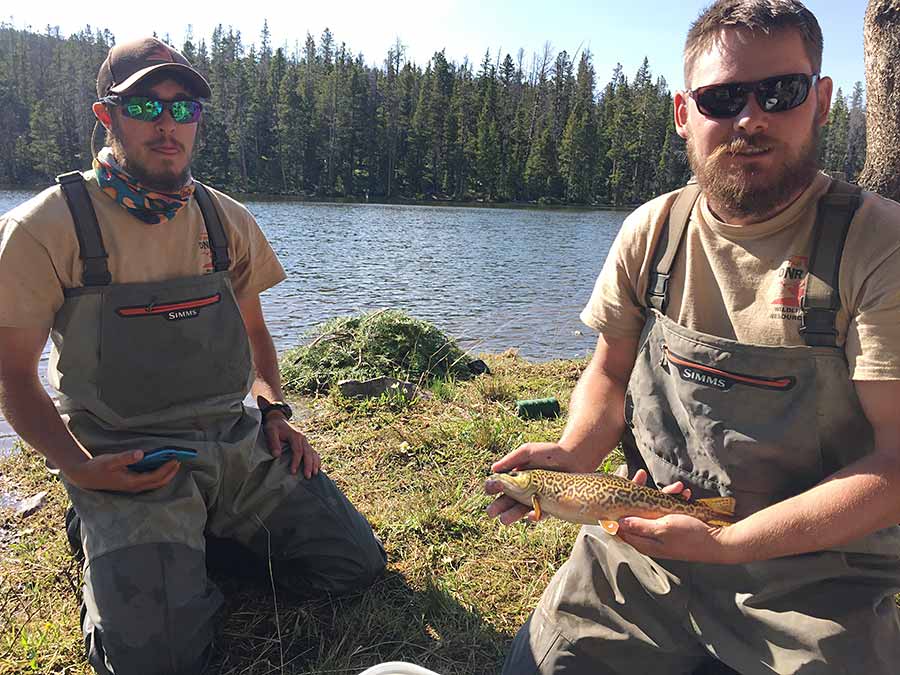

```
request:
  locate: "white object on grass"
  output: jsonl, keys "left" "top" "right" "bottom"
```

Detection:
{"left": 357, "top": 662, "right": 443, "bottom": 675}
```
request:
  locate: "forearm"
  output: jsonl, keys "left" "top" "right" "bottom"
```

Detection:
{"left": 725, "top": 450, "right": 900, "bottom": 562}
{"left": 247, "top": 326, "right": 285, "bottom": 402}
{"left": 0, "top": 372, "right": 90, "bottom": 472}
{"left": 557, "top": 356, "right": 630, "bottom": 472}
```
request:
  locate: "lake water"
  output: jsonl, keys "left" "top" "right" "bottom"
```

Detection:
{"left": 0, "top": 189, "right": 630, "bottom": 448}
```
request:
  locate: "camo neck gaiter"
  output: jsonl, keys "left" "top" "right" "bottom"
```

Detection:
{"left": 93, "top": 147, "right": 194, "bottom": 225}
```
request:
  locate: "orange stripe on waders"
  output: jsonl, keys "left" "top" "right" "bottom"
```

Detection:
{"left": 116, "top": 293, "right": 222, "bottom": 317}
{"left": 663, "top": 346, "right": 795, "bottom": 391}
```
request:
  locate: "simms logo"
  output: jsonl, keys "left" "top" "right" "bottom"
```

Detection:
{"left": 167, "top": 309, "right": 200, "bottom": 321}
{"left": 664, "top": 347, "right": 796, "bottom": 392}
{"left": 679, "top": 366, "right": 729, "bottom": 390}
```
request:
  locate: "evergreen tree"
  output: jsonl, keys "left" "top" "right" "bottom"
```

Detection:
{"left": 560, "top": 51, "right": 597, "bottom": 203}
{"left": 525, "top": 124, "right": 562, "bottom": 201}
{"left": 26, "top": 99, "right": 64, "bottom": 180}
{"left": 475, "top": 63, "right": 501, "bottom": 199}
{"left": 605, "top": 65, "right": 637, "bottom": 205}
{"left": 846, "top": 81, "right": 866, "bottom": 181}
{"left": 407, "top": 63, "right": 432, "bottom": 197}
{"left": 550, "top": 49, "right": 574, "bottom": 143}
{"left": 380, "top": 41, "right": 403, "bottom": 198}
{"left": 300, "top": 32, "right": 322, "bottom": 191}
{"left": 655, "top": 120, "right": 691, "bottom": 193}
{"left": 395, "top": 60, "right": 420, "bottom": 196}
{"left": 822, "top": 88, "right": 850, "bottom": 177}
{"left": 427, "top": 50, "right": 454, "bottom": 195}
{"left": 447, "top": 61, "right": 476, "bottom": 199}
{"left": 275, "top": 63, "right": 311, "bottom": 192}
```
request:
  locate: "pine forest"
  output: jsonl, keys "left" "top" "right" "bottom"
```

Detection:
{"left": 0, "top": 23, "right": 868, "bottom": 206}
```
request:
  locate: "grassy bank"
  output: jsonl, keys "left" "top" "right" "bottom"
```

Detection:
{"left": 0, "top": 351, "right": 597, "bottom": 675}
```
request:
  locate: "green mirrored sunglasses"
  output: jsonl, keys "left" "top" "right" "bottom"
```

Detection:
{"left": 101, "top": 95, "right": 203, "bottom": 124}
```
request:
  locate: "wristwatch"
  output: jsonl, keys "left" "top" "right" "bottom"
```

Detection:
{"left": 257, "top": 396, "right": 293, "bottom": 421}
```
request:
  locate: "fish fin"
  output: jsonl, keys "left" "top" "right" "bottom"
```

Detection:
{"left": 531, "top": 494, "right": 542, "bottom": 521}
{"left": 599, "top": 520, "right": 619, "bottom": 536}
{"left": 697, "top": 496, "right": 736, "bottom": 517}
{"left": 707, "top": 519, "right": 732, "bottom": 528}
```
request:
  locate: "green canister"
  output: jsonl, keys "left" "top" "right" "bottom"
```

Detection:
{"left": 515, "top": 397, "right": 561, "bottom": 420}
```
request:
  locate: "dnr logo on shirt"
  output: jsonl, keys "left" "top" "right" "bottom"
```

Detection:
{"left": 770, "top": 255, "right": 809, "bottom": 308}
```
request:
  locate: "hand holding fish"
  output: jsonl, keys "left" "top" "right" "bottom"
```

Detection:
{"left": 486, "top": 441, "right": 594, "bottom": 525}
{"left": 616, "top": 512, "right": 741, "bottom": 564}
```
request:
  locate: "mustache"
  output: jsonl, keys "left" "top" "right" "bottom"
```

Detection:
{"left": 146, "top": 138, "right": 185, "bottom": 151}
{"left": 712, "top": 135, "right": 778, "bottom": 157}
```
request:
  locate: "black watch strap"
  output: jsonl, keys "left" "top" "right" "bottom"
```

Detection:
{"left": 257, "top": 398, "right": 293, "bottom": 421}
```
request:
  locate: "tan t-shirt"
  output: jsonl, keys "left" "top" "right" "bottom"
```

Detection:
{"left": 581, "top": 173, "right": 900, "bottom": 381}
{"left": 0, "top": 172, "right": 286, "bottom": 329}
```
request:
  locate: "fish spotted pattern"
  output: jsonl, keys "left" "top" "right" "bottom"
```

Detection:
{"left": 490, "top": 469, "right": 735, "bottom": 535}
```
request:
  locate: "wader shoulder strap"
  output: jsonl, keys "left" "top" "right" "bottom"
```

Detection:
{"left": 193, "top": 182, "right": 231, "bottom": 273}
{"left": 647, "top": 182, "right": 702, "bottom": 313}
{"left": 800, "top": 179, "right": 862, "bottom": 348}
{"left": 55, "top": 171, "right": 112, "bottom": 287}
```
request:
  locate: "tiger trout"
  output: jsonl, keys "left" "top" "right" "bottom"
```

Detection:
{"left": 489, "top": 469, "right": 735, "bottom": 535}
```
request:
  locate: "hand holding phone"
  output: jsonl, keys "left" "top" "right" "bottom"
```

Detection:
{"left": 128, "top": 447, "right": 198, "bottom": 473}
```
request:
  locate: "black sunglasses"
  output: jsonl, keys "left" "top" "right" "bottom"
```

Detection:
{"left": 100, "top": 95, "right": 203, "bottom": 124}
{"left": 688, "top": 73, "right": 819, "bottom": 119}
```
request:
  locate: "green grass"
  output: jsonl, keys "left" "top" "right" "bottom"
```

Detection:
{"left": 0, "top": 351, "right": 586, "bottom": 675}
{"left": 0, "top": 444, "right": 84, "bottom": 674}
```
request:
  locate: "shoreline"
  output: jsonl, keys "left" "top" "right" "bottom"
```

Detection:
{"left": 0, "top": 183, "right": 636, "bottom": 212}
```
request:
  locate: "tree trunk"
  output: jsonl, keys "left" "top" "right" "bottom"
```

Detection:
{"left": 858, "top": 0, "right": 900, "bottom": 201}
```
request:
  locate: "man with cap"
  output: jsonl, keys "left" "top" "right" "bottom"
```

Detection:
{"left": 0, "top": 37, "right": 386, "bottom": 674}
{"left": 486, "top": 1, "right": 900, "bottom": 673}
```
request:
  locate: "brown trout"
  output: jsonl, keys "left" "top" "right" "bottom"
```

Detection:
{"left": 489, "top": 469, "right": 735, "bottom": 535}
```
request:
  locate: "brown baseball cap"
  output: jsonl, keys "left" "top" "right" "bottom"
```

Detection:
{"left": 96, "top": 37, "right": 211, "bottom": 99}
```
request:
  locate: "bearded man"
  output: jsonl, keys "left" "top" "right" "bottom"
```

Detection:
{"left": 0, "top": 38, "right": 385, "bottom": 675}
{"left": 486, "top": 1, "right": 900, "bottom": 673}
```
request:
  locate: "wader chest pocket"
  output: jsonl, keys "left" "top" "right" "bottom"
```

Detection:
{"left": 116, "top": 294, "right": 221, "bottom": 321}
{"left": 663, "top": 347, "right": 796, "bottom": 392}
{"left": 99, "top": 286, "right": 250, "bottom": 419}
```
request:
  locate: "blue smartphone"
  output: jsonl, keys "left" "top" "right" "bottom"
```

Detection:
{"left": 128, "top": 447, "right": 198, "bottom": 473}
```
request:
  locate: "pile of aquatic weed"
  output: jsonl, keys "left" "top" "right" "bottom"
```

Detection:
{"left": 0, "top": 352, "right": 592, "bottom": 674}
{"left": 280, "top": 309, "right": 474, "bottom": 394}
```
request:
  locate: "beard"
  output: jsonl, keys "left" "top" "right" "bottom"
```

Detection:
{"left": 686, "top": 125, "right": 820, "bottom": 221}
{"left": 108, "top": 121, "right": 194, "bottom": 193}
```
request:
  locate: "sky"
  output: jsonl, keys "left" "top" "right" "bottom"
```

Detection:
{"left": 4, "top": 0, "right": 869, "bottom": 97}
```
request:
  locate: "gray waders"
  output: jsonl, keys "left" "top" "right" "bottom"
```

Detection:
{"left": 503, "top": 181, "right": 900, "bottom": 675}
{"left": 53, "top": 172, "right": 386, "bottom": 675}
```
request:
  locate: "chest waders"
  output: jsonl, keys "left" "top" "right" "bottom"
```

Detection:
{"left": 502, "top": 180, "right": 900, "bottom": 675}
{"left": 53, "top": 173, "right": 385, "bottom": 675}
